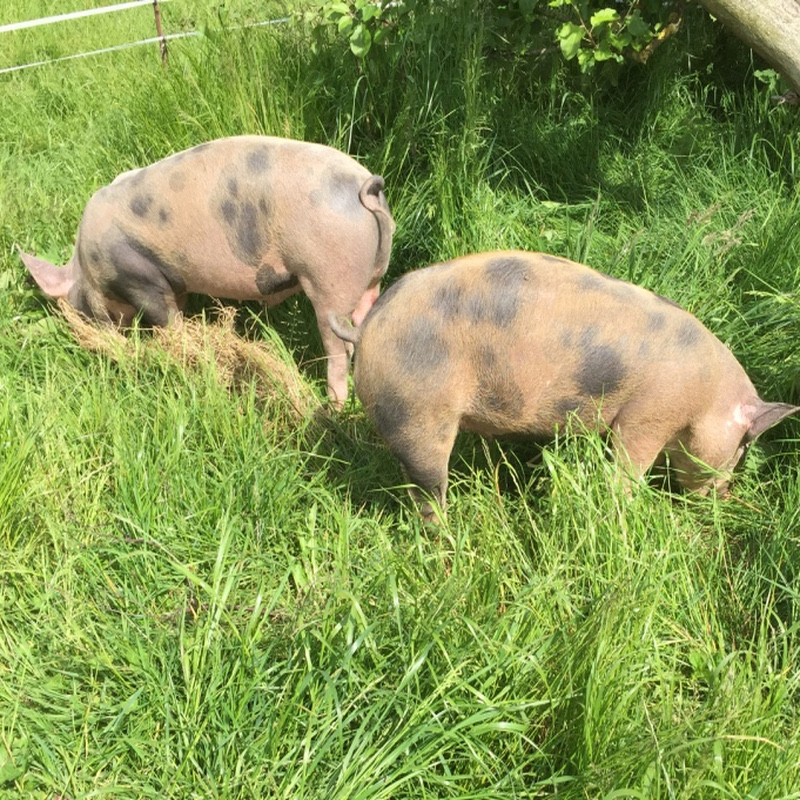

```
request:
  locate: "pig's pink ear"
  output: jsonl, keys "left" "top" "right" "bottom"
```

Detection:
{"left": 744, "top": 401, "right": 800, "bottom": 443}
{"left": 19, "top": 251, "right": 75, "bottom": 299}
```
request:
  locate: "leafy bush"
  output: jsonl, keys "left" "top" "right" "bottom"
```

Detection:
{"left": 300, "top": 0, "right": 683, "bottom": 70}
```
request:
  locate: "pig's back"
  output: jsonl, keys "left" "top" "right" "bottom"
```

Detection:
{"left": 356, "top": 251, "right": 738, "bottom": 435}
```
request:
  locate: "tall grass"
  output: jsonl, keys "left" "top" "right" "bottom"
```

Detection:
{"left": 2, "top": 1, "right": 800, "bottom": 798}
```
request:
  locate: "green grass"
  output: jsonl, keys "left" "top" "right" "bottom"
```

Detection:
{"left": 2, "top": 2, "right": 800, "bottom": 798}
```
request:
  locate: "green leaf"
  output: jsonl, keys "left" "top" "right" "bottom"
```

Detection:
{"left": 0, "top": 737, "right": 28, "bottom": 786}
{"left": 577, "top": 48, "right": 594, "bottom": 71}
{"left": 626, "top": 10, "right": 651, "bottom": 39}
{"left": 754, "top": 68, "right": 779, "bottom": 86}
{"left": 361, "top": 3, "right": 380, "bottom": 21}
{"left": 349, "top": 23, "right": 372, "bottom": 58}
{"left": 338, "top": 14, "right": 354, "bottom": 34}
{"left": 609, "top": 30, "right": 632, "bottom": 49}
{"left": 595, "top": 42, "right": 622, "bottom": 62}
{"left": 519, "top": 0, "right": 540, "bottom": 17}
{"left": 590, "top": 8, "right": 620, "bottom": 27}
{"left": 557, "top": 22, "right": 583, "bottom": 61}
{"left": 323, "top": 2, "right": 350, "bottom": 20}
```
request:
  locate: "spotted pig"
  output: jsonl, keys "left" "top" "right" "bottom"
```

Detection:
{"left": 20, "top": 135, "right": 394, "bottom": 405}
{"left": 331, "top": 250, "right": 798, "bottom": 520}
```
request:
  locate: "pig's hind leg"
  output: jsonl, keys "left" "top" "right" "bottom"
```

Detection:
{"left": 304, "top": 278, "right": 381, "bottom": 407}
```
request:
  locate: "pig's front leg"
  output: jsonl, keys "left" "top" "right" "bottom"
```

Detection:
{"left": 104, "top": 236, "right": 185, "bottom": 327}
{"left": 370, "top": 394, "right": 459, "bottom": 522}
{"left": 608, "top": 404, "right": 672, "bottom": 492}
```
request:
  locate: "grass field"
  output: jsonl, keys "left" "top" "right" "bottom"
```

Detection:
{"left": 2, "top": 2, "right": 800, "bottom": 798}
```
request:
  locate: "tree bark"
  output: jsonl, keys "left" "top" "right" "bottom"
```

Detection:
{"left": 697, "top": 0, "right": 800, "bottom": 93}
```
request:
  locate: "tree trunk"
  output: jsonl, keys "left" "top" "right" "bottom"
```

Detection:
{"left": 698, "top": 0, "right": 800, "bottom": 93}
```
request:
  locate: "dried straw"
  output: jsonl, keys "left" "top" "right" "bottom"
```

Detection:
{"left": 57, "top": 300, "right": 321, "bottom": 422}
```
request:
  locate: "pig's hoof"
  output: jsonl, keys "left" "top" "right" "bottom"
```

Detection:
{"left": 420, "top": 503, "right": 446, "bottom": 526}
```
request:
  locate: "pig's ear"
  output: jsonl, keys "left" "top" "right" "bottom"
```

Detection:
{"left": 19, "top": 251, "right": 75, "bottom": 299}
{"left": 744, "top": 401, "right": 800, "bottom": 443}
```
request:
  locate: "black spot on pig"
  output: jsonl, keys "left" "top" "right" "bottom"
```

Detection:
{"left": 168, "top": 171, "right": 187, "bottom": 192}
{"left": 485, "top": 256, "right": 530, "bottom": 285}
{"left": 256, "top": 264, "right": 300, "bottom": 296}
{"left": 245, "top": 148, "right": 270, "bottom": 174}
{"left": 173, "top": 250, "right": 191, "bottom": 270}
{"left": 130, "top": 194, "right": 153, "bottom": 218}
{"left": 120, "top": 169, "right": 146, "bottom": 188}
{"left": 168, "top": 143, "right": 208, "bottom": 167}
{"left": 220, "top": 199, "right": 237, "bottom": 225}
{"left": 575, "top": 326, "right": 626, "bottom": 397}
{"left": 158, "top": 207, "right": 171, "bottom": 226}
{"left": 578, "top": 273, "right": 605, "bottom": 292}
{"left": 397, "top": 317, "right": 448, "bottom": 373}
{"left": 330, "top": 170, "right": 360, "bottom": 194}
{"left": 473, "top": 346, "right": 525, "bottom": 421}
{"left": 457, "top": 257, "right": 529, "bottom": 329}
{"left": 475, "top": 345, "right": 497, "bottom": 372}
{"left": 476, "top": 376, "right": 525, "bottom": 420}
{"left": 579, "top": 270, "right": 635, "bottom": 302}
{"left": 486, "top": 290, "right": 522, "bottom": 328}
{"left": 326, "top": 170, "right": 363, "bottom": 217}
{"left": 556, "top": 397, "right": 583, "bottom": 417}
{"left": 371, "top": 388, "right": 412, "bottom": 446}
{"left": 215, "top": 174, "right": 270, "bottom": 267}
{"left": 432, "top": 281, "right": 466, "bottom": 319}
{"left": 646, "top": 312, "right": 666, "bottom": 332}
{"left": 476, "top": 257, "right": 531, "bottom": 328}
{"left": 676, "top": 318, "right": 702, "bottom": 348}
{"left": 234, "top": 202, "right": 261, "bottom": 264}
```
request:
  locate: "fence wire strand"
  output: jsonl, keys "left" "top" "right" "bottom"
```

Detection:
{"left": 0, "top": 8, "right": 288, "bottom": 75}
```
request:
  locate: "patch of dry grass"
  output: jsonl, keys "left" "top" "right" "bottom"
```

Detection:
{"left": 57, "top": 299, "right": 321, "bottom": 423}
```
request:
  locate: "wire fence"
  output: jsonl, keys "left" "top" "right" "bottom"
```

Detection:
{"left": 0, "top": 0, "right": 163, "bottom": 34}
{"left": 0, "top": 1, "right": 287, "bottom": 75}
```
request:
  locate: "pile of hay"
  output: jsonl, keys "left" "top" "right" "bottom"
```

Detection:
{"left": 57, "top": 300, "right": 321, "bottom": 423}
